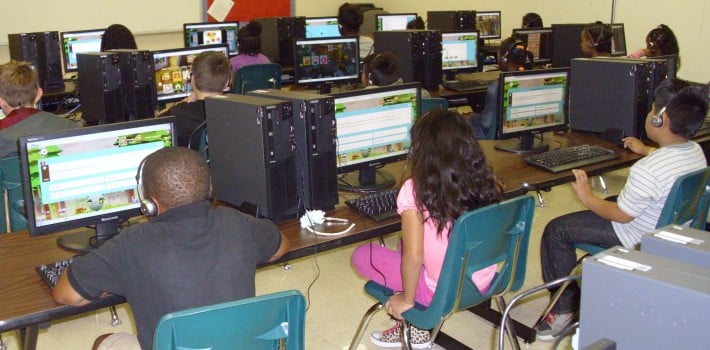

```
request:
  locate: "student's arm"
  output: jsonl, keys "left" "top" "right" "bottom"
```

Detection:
{"left": 52, "top": 271, "right": 91, "bottom": 306}
{"left": 571, "top": 169, "right": 634, "bottom": 223}
{"left": 265, "top": 231, "right": 290, "bottom": 262}
{"left": 386, "top": 209, "right": 423, "bottom": 319}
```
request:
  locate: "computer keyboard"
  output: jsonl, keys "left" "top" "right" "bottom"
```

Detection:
{"left": 345, "top": 188, "right": 399, "bottom": 221}
{"left": 442, "top": 79, "right": 492, "bottom": 92}
{"left": 36, "top": 257, "right": 75, "bottom": 288}
{"left": 525, "top": 144, "right": 620, "bottom": 173}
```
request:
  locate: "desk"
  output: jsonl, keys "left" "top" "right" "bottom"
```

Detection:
{"left": 432, "top": 70, "right": 500, "bottom": 111}
{"left": 0, "top": 131, "right": 643, "bottom": 349}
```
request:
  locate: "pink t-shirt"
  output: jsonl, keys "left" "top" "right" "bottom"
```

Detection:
{"left": 397, "top": 179, "right": 497, "bottom": 294}
{"left": 230, "top": 53, "right": 271, "bottom": 74}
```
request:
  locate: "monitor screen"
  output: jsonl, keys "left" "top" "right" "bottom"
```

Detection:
{"left": 610, "top": 23, "right": 627, "bottom": 57}
{"left": 442, "top": 31, "right": 479, "bottom": 76}
{"left": 305, "top": 17, "right": 341, "bottom": 38}
{"left": 495, "top": 68, "right": 569, "bottom": 154}
{"left": 152, "top": 44, "right": 230, "bottom": 103}
{"left": 375, "top": 13, "right": 417, "bottom": 31}
{"left": 19, "top": 117, "right": 176, "bottom": 251}
{"left": 183, "top": 22, "right": 239, "bottom": 56}
{"left": 513, "top": 27, "right": 554, "bottom": 64}
{"left": 293, "top": 36, "right": 360, "bottom": 87}
{"left": 61, "top": 29, "right": 104, "bottom": 73}
{"left": 330, "top": 83, "right": 420, "bottom": 191}
{"left": 476, "top": 11, "right": 502, "bottom": 39}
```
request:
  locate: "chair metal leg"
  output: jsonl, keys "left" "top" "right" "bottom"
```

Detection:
{"left": 596, "top": 175, "right": 608, "bottom": 194}
{"left": 110, "top": 306, "right": 122, "bottom": 326}
{"left": 536, "top": 262, "right": 584, "bottom": 326}
{"left": 401, "top": 321, "right": 412, "bottom": 350}
{"left": 349, "top": 303, "right": 384, "bottom": 350}
{"left": 495, "top": 297, "right": 521, "bottom": 350}
{"left": 535, "top": 190, "right": 547, "bottom": 208}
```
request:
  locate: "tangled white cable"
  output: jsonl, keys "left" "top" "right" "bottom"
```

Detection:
{"left": 299, "top": 210, "right": 355, "bottom": 236}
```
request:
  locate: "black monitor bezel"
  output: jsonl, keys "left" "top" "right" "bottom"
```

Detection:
{"left": 19, "top": 117, "right": 177, "bottom": 239}
{"left": 375, "top": 13, "right": 418, "bottom": 31}
{"left": 495, "top": 67, "right": 570, "bottom": 141}
{"left": 441, "top": 30, "right": 480, "bottom": 74}
{"left": 304, "top": 16, "right": 341, "bottom": 38}
{"left": 475, "top": 10, "right": 502, "bottom": 40}
{"left": 292, "top": 36, "right": 361, "bottom": 86}
{"left": 512, "top": 27, "right": 554, "bottom": 64}
{"left": 610, "top": 23, "right": 627, "bottom": 57}
{"left": 60, "top": 28, "right": 105, "bottom": 73}
{"left": 183, "top": 22, "right": 239, "bottom": 56}
{"left": 151, "top": 44, "right": 230, "bottom": 104}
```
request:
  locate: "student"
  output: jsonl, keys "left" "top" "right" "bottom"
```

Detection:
{"left": 158, "top": 51, "right": 231, "bottom": 147}
{"left": 52, "top": 147, "right": 289, "bottom": 350}
{"left": 470, "top": 37, "right": 531, "bottom": 140}
{"left": 535, "top": 78, "right": 708, "bottom": 341}
{"left": 522, "top": 12, "right": 544, "bottom": 28}
{"left": 351, "top": 109, "right": 502, "bottom": 348}
{"left": 101, "top": 24, "right": 137, "bottom": 51}
{"left": 580, "top": 21, "right": 613, "bottom": 58}
{"left": 361, "top": 52, "right": 431, "bottom": 97}
{"left": 0, "top": 60, "right": 80, "bottom": 158}
{"left": 406, "top": 16, "right": 425, "bottom": 30}
{"left": 628, "top": 24, "right": 680, "bottom": 68}
{"left": 338, "top": 3, "right": 373, "bottom": 59}
{"left": 230, "top": 21, "right": 271, "bottom": 75}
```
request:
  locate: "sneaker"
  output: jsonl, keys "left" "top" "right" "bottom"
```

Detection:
{"left": 535, "top": 311, "right": 575, "bottom": 341}
{"left": 370, "top": 320, "right": 433, "bottom": 349}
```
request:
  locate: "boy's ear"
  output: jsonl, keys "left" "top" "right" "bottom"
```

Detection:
{"left": 34, "top": 88, "right": 43, "bottom": 104}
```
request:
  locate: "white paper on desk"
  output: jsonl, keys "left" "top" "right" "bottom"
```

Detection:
{"left": 208, "top": 0, "right": 234, "bottom": 22}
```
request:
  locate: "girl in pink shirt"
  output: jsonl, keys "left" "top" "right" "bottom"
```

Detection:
{"left": 351, "top": 109, "right": 502, "bottom": 348}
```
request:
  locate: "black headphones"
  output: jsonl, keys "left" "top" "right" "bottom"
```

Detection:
{"left": 501, "top": 40, "right": 527, "bottom": 64}
{"left": 586, "top": 24, "right": 609, "bottom": 48}
{"left": 135, "top": 157, "right": 158, "bottom": 217}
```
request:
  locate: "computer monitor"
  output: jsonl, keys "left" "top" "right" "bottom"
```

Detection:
{"left": 512, "top": 27, "right": 554, "bottom": 64}
{"left": 60, "top": 29, "right": 104, "bottom": 73}
{"left": 19, "top": 117, "right": 176, "bottom": 252}
{"left": 331, "top": 83, "right": 420, "bottom": 191}
{"left": 305, "top": 17, "right": 341, "bottom": 38}
{"left": 152, "top": 44, "right": 230, "bottom": 103}
{"left": 495, "top": 68, "right": 570, "bottom": 154}
{"left": 293, "top": 36, "right": 360, "bottom": 93}
{"left": 375, "top": 13, "right": 417, "bottom": 31}
{"left": 441, "top": 31, "right": 479, "bottom": 80}
{"left": 183, "top": 22, "right": 239, "bottom": 56}
{"left": 610, "top": 23, "right": 627, "bottom": 57}
{"left": 476, "top": 11, "right": 502, "bottom": 39}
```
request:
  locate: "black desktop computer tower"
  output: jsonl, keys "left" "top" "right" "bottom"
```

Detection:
{"left": 8, "top": 31, "right": 65, "bottom": 91}
{"left": 248, "top": 89, "right": 339, "bottom": 212}
{"left": 255, "top": 17, "right": 306, "bottom": 66}
{"left": 373, "top": 30, "right": 442, "bottom": 91}
{"left": 570, "top": 58, "right": 668, "bottom": 139}
{"left": 77, "top": 52, "right": 125, "bottom": 125}
{"left": 426, "top": 11, "right": 476, "bottom": 31}
{"left": 205, "top": 94, "right": 298, "bottom": 220}
{"left": 109, "top": 49, "right": 156, "bottom": 120}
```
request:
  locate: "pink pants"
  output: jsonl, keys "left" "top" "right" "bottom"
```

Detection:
{"left": 351, "top": 242, "right": 435, "bottom": 306}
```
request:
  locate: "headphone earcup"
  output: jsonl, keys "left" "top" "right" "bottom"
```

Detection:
{"left": 135, "top": 157, "right": 158, "bottom": 217}
{"left": 140, "top": 199, "right": 158, "bottom": 217}
{"left": 651, "top": 115, "right": 664, "bottom": 128}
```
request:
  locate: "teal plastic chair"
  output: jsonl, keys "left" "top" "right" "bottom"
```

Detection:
{"left": 153, "top": 290, "right": 306, "bottom": 350}
{"left": 187, "top": 121, "right": 209, "bottom": 161}
{"left": 349, "top": 195, "right": 536, "bottom": 350}
{"left": 420, "top": 97, "right": 449, "bottom": 116}
{"left": 0, "top": 156, "right": 26, "bottom": 233}
{"left": 232, "top": 63, "right": 282, "bottom": 94}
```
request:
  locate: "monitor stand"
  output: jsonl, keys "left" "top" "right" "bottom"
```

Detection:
{"left": 57, "top": 221, "right": 120, "bottom": 253}
{"left": 494, "top": 134, "right": 549, "bottom": 154}
{"left": 338, "top": 167, "right": 395, "bottom": 192}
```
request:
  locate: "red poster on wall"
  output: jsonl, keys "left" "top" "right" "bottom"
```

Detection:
{"left": 205, "top": 0, "right": 291, "bottom": 22}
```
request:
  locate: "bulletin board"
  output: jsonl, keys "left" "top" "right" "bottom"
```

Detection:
{"left": 204, "top": 0, "right": 291, "bottom": 22}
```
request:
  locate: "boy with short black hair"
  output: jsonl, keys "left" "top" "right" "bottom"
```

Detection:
{"left": 536, "top": 78, "right": 708, "bottom": 341}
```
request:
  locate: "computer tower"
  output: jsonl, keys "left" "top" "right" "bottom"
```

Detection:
{"left": 570, "top": 58, "right": 668, "bottom": 139}
{"left": 551, "top": 24, "right": 586, "bottom": 68}
{"left": 373, "top": 30, "right": 442, "bottom": 91}
{"left": 109, "top": 49, "right": 156, "bottom": 120}
{"left": 641, "top": 225, "right": 710, "bottom": 269}
{"left": 77, "top": 52, "right": 125, "bottom": 125}
{"left": 8, "top": 31, "right": 65, "bottom": 91}
{"left": 580, "top": 247, "right": 710, "bottom": 349}
{"left": 248, "top": 89, "right": 338, "bottom": 212}
{"left": 255, "top": 17, "right": 306, "bottom": 66}
{"left": 426, "top": 11, "right": 476, "bottom": 31}
{"left": 205, "top": 94, "right": 298, "bottom": 220}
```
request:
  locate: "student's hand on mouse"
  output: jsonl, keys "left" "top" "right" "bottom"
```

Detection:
{"left": 622, "top": 137, "right": 649, "bottom": 155}
{"left": 571, "top": 169, "right": 593, "bottom": 205}
{"left": 385, "top": 293, "right": 414, "bottom": 320}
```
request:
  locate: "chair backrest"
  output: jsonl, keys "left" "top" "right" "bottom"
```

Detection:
{"left": 233, "top": 63, "right": 282, "bottom": 94}
{"left": 187, "top": 121, "right": 209, "bottom": 161}
{"left": 656, "top": 166, "right": 710, "bottom": 229}
{"left": 0, "top": 156, "right": 26, "bottom": 233}
{"left": 405, "top": 195, "right": 535, "bottom": 329}
{"left": 153, "top": 290, "right": 306, "bottom": 350}
{"left": 420, "top": 98, "right": 449, "bottom": 116}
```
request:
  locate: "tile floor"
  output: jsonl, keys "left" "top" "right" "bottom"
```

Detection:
{"left": 0, "top": 169, "right": 629, "bottom": 350}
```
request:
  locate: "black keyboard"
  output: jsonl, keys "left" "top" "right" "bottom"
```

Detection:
{"left": 525, "top": 144, "right": 620, "bottom": 173}
{"left": 345, "top": 188, "right": 399, "bottom": 221}
{"left": 36, "top": 257, "right": 75, "bottom": 288}
{"left": 442, "top": 79, "right": 492, "bottom": 92}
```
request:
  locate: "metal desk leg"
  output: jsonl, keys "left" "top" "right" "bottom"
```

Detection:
{"left": 18, "top": 325, "right": 39, "bottom": 350}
